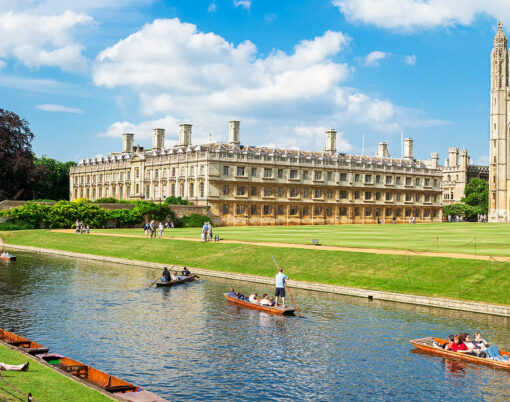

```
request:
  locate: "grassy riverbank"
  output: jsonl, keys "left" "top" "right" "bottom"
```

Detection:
{"left": 2, "top": 230, "right": 510, "bottom": 305}
{"left": 0, "top": 343, "right": 111, "bottom": 401}
{"left": 94, "top": 223, "right": 510, "bottom": 256}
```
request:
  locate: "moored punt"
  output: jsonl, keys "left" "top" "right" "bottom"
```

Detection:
{"left": 224, "top": 293, "right": 296, "bottom": 315}
{"left": 0, "top": 255, "right": 16, "bottom": 261}
{"left": 410, "top": 337, "right": 510, "bottom": 370}
{"left": 0, "top": 328, "right": 49, "bottom": 355}
{"left": 0, "top": 328, "right": 167, "bottom": 401}
{"left": 155, "top": 274, "right": 197, "bottom": 287}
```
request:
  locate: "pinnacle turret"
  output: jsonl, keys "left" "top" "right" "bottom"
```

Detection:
{"left": 494, "top": 20, "right": 507, "bottom": 47}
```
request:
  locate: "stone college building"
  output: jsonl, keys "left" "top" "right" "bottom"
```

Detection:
{"left": 70, "top": 121, "right": 443, "bottom": 226}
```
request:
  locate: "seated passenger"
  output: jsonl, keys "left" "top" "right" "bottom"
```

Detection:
{"left": 451, "top": 334, "right": 476, "bottom": 355}
{"left": 235, "top": 291, "right": 246, "bottom": 300}
{"left": 228, "top": 288, "right": 236, "bottom": 297}
{"left": 161, "top": 267, "right": 171, "bottom": 282}
{"left": 260, "top": 294, "right": 271, "bottom": 306}
{"left": 268, "top": 296, "right": 276, "bottom": 306}
{"left": 171, "top": 271, "right": 179, "bottom": 281}
{"left": 473, "top": 332, "right": 489, "bottom": 351}
{"left": 248, "top": 293, "right": 259, "bottom": 304}
{"left": 433, "top": 335, "right": 454, "bottom": 350}
{"left": 182, "top": 267, "right": 191, "bottom": 276}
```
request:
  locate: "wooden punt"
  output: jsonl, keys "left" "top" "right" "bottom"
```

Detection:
{"left": 155, "top": 274, "right": 197, "bottom": 287}
{"left": 0, "top": 328, "right": 49, "bottom": 355}
{"left": 0, "top": 328, "right": 167, "bottom": 401}
{"left": 0, "top": 255, "right": 16, "bottom": 261}
{"left": 224, "top": 293, "right": 296, "bottom": 315}
{"left": 410, "top": 337, "right": 510, "bottom": 370}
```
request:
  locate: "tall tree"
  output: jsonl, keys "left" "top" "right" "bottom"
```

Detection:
{"left": 34, "top": 156, "right": 76, "bottom": 200}
{"left": 0, "top": 109, "right": 42, "bottom": 200}
{"left": 462, "top": 178, "right": 489, "bottom": 214}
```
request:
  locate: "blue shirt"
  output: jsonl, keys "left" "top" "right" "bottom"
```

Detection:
{"left": 275, "top": 272, "right": 288, "bottom": 288}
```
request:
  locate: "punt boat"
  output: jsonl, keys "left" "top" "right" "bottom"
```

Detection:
{"left": 410, "top": 337, "right": 510, "bottom": 370}
{"left": 0, "top": 328, "right": 49, "bottom": 354}
{"left": 224, "top": 293, "right": 296, "bottom": 315}
{"left": 0, "top": 328, "right": 167, "bottom": 401}
{"left": 155, "top": 274, "right": 197, "bottom": 287}
{"left": 0, "top": 255, "right": 16, "bottom": 261}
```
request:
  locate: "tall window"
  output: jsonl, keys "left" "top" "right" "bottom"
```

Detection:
{"left": 290, "top": 170, "right": 298, "bottom": 179}
{"left": 263, "top": 205, "right": 272, "bottom": 215}
{"left": 223, "top": 186, "right": 230, "bottom": 195}
{"left": 237, "top": 186, "right": 245, "bottom": 195}
{"left": 314, "top": 171, "right": 322, "bottom": 180}
{"left": 251, "top": 167, "right": 257, "bottom": 177}
{"left": 200, "top": 183, "right": 205, "bottom": 197}
{"left": 171, "top": 184, "right": 175, "bottom": 196}
{"left": 327, "top": 172, "right": 332, "bottom": 181}
{"left": 264, "top": 188, "right": 272, "bottom": 196}
{"left": 180, "top": 183, "right": 184, "bottom": 197}
{"left": 264, "top": 168, "right": 272, "bottom": 178}
{"left": 190, "top": 166, "right": 194, "bottom": 176}
{"left": 278, "top": 169, "right": 284, "bottom": 178}
{"left": 189, "top": 183, "right": 194, "bottom": 197}
{"left": 340, "top": 173, "right": 347, "bottom": 181}
{"left": 237, "top": 167, "right": 245, "bottom": 176}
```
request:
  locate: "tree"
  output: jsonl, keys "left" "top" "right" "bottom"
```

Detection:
{"left": 0, "top": 109, "right": 43, "bottom": 200}
{"left": 34, "top": 156, "right": 76, "bottom": 200}
{"left": 462, "top": 178, "right": 488, "bottom": 214}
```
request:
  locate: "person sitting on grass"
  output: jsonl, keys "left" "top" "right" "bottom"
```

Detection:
{"left": 248, "top": 293, "right": 259, "bottom": 304}
{"left": 260, "top": 294, "right": 271, "bottom": 306}
{"left": 0, "top": 362, "right": 29, "bottom": 372}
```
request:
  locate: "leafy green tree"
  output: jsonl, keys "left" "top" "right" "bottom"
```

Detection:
{"left": 34, "top": 156, "right": 76, "bottom": 200}
{"left": 443, "top": 203, "right": 482, "bottom": 221}
{"left": 0, "top": 109, "right": 43, "bottom": 200}
{"left": 164, "top": 196, "right": 189, "bottom": 205}
{"left": 461, "top": 178, "right": 488, "bottom": 214}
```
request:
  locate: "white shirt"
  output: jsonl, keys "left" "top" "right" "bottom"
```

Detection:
{"left": 260, "top": 298, "right": 271, "bottom": 306}
{"left": 248, "top": 295, "right": 258, "bottom": 304}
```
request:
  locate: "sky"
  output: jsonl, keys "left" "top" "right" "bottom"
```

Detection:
{"left": 1, "top": 0, "right": 508, "bottom": 165}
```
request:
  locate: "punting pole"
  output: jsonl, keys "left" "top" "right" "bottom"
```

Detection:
{"left": 148, "top": 265, "right": 175, "bottom": 287}
{"left": 271, "top": 255, "right": 302, "bottom": 317}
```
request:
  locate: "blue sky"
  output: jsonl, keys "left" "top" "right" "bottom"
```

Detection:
{"left": 1, "top": 0, "right": 507, "bottom": 165}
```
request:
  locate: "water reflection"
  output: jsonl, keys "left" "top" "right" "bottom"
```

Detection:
{"left": 0, "top": 252, "right": 510, "bottom": 400}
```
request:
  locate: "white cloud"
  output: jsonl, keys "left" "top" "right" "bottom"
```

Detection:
{"left": 208, "top": 2, "right": 217, "bottom": 12}
{"left": 362, "top": 51, "right": 390, "bottom": 67}
{"left": 333, "top": 0, "right": 510, "bottom": 30}
{"left": 477, "top": 155, "right": 489, "bottom": 165}
{"left": 233, "top": 0, "right": 251, "bottom": 10}
{"left": 36, "top": 104, "right": 83, "bottom": 113}
{"left": 404, "top": 54, "right": 416, "bottom": 65}
{"left": 264, "top": 13, "right": 276, "bottom": 23}
{"left": 0, "top": 10, "right": 93, "bottom": 72}
{"left": 93, "top": 18, "right": 443, "bottom": 152}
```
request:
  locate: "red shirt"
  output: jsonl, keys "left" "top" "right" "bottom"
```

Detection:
{"left": 452, "top": 342, "right": 468, "bottom": 352}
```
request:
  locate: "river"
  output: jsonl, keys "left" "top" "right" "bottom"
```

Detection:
{"left": 1, "top": 252, "right": 510, "bottom": 400}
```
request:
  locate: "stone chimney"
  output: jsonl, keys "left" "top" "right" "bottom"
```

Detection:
{"left": 444, "top": 158, "right": 449, "bottom": 168}
{"left": 460, "top": 149, "right": 468, "bottom": 170}
{"left": 430, "top": 152, "right": 439, "bottom": 169}
{"left": 152, "top": 128, "right": 165, "bottom": 150}
{"left": 377, "top": 141, "right": 390, "bottom": 158}
{"left": 403, "top": 138, "right": 414, "bottom": 160}
{"left": 122, "top": 133, "right": 134, "bottom": 153}
{"left": 229, "top": 121, "right": 240, "bottom": 145}
{"left": 448, "top": 146, "right": 459, "bottom": 167}
{"left": 324, "top": 129, "right": 337, "bottom": 154}
{"left": 178, "top": 124, "right": 192, "bottom": 146}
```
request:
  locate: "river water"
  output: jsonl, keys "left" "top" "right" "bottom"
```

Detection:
{"left": 1, "top": 252, "right": 510, "bottom": 401}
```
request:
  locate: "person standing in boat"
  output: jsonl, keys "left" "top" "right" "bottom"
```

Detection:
{"left": 274, "top": 268, "right": 289, "bottom": 308}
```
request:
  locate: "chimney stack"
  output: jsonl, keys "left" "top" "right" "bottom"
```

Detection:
{"left": 152, "top": 128, "right": 165, "bottom": 150}
{"left": 430, "top": 152, "right": 439, "bottom": 169}
{"left": 178, "top": 124, "right": 192, "bottom": 146}
{"left": 122, "top": 133, "right": 134, "bottom": 153}
{"left": 324, "top": 129, "right": 337, "bottom": 154}
{"left": 448, "top": 146, "right": 459, "bottom": 167}
{"left": 403, "top": 138, "right": 414, "bottom": 160}
{"left": 229, "top": 121, "right": 240, "bottom": 145}
{"left": 377, "top": 141, "right": 390, "bottom": 158}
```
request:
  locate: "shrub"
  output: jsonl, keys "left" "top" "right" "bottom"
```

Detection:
{"left": 180, "top": 214, "right": 211, "bottom": 228}
{"left": 0, "top": 219, "right": 35, "bottom": 231}
{"left": 164, "top": 196, "right": 189, "bottom": 205}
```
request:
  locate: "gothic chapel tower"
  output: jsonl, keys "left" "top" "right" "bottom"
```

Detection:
{"left": 489, "top": 21, "right": 510, "bottom": 222}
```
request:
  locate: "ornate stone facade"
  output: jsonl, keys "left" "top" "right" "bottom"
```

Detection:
{"left": 440, "top": 147, "right": 489, "bottom": 205}
{"left": 489, "top": 21, "right": 510, "bottom": 222}
{"left": 70, "top": 123, "right": 443, "bottom": 225}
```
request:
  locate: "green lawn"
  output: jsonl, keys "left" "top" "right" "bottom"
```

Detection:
{"left": 93, "top": 223, "right": 510, "bottom": 256}
{"left": 0, "top": 343, "right": 111, "bottom": 401}
{"left": 2, "top": 230, "right": 510, "bottom": 305}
